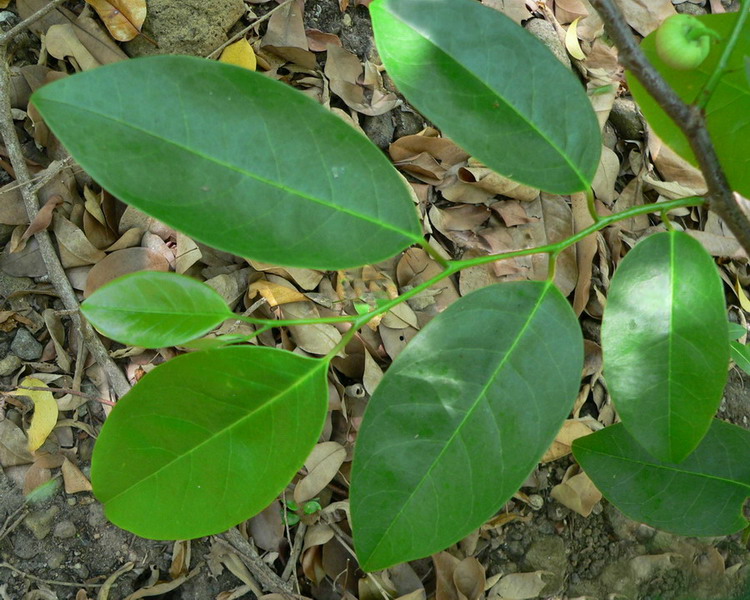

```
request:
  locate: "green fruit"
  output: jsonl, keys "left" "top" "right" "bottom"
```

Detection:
{"left": 655, "top": 14, "right": 720, "bottom": 71}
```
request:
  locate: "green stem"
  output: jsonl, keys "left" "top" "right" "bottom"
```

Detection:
{"left": 235, "top": 196, "right": 703, "bottom": 337}
{"left": 586, "top": 188, "right": 600, "bottom": 223}
{"left": 420, "top": 239, "right": 451, "bottom": 269}
{"left": 697, "top": 2, "right": 750, "bottom": 109}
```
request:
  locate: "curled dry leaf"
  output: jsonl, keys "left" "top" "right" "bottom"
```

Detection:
{"left": 0, "top": 419, "right": 34, "bottom": 467}
{"left": 261, "top": 0, "right": 316, "bottom": 69}
{"left": 294, "top": 441, "right": 347, "bottom": 503}
{"left": 84, "top": 247, "right": 170, "bottom": 297}
{"left": 46, "top": 23, "right": 100, "bottom": 70}
{"left": 550, "top": 466, "right": 602, "bottom": 517}
{"left": 487, "top": 571, "right": 548, "bottom": 600}
{"left": 62, "top": 457, "right": 93, "bottom": 493}
{"left": 85, "top": 0, "right": 147, "bottom": 42}
{"left": 453, "top": 558, "right": 485, "bottom": 600}
{"left": 11, "top": 376, "right": 59, "bottom": 452}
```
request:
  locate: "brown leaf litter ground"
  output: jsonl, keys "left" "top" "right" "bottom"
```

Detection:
{"left": 1, "top": 0, "right": 750, "bottom": 598}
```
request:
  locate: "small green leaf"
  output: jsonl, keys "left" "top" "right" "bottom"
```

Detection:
{"left": 351, "top": 281, "right": 583, "bottom": 571}
{"left": 728, "top": 322, "right": 747, "bottom": 341}
{"left": 573, "top": 420, "right": 750, "bottom": 537}
{"left": 629, "top": 13, "right": 750, "bottom": 197}
{"left": 370, "top": 0, "right": 601, "bottom": 193}
{"left": 81, "top": 271, "right": 234, "bottom": 348}
{"left": 731, "top": 341, "right": 750, "bottom": 376}
{"left": 91, "top": 346, "right": 329, "bottom": 539}
{"left": 32, "top": 56, "right": 423, "bottom": 269}
{"left": 601, "top": 231, "right": 729, "bottom": 463}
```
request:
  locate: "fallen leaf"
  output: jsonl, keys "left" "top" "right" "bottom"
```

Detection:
{"left": 261, "top": 0, "right": 316, "bottom": 69}
{"left": 249, "top": 500, "right": 285, "bottom": 552}
{"left": 564, "top": 18, "right": 586, "bottom": 60}
{"left": 220, "top": 38, "right": 257, "bottom": 71}
{"left": 488, "top": 571, "right": 548, "bottom": 600}
{"left": 11, "top": 376, "right": 59, "bottom": 452}
{"left": 16, "top": 195, "right": 64, "bottom": 252}
{"left": 84, "top": 247, "right": 170, "bottom": 297}
{"left": 85, "top": 0, "right": 147, "bottom": 42}
{"left": 294, "top": 441, "right": 347, "bottom": 503}
{"left": 247, "top": 279, "right": 307, "bottom": 307}
{"left": 453, "top": 558, "right": 485, "bottom": 600}
{"left": 615, "top": 0, "right": 675, "bottom": 36}
{"left": 62, "top": 457, "right": 93, "bottom": 493}
{"left": 0, "top": 419, "right": 34, "bottom": 466}
{"left": 46, "top": 23, "right": 100, "bottom": 70}
{"left": 550, "top": 467, "right": 602, "bottom": 517}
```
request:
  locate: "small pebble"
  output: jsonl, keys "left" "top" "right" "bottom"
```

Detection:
{"left": 53, "top": 520, "right": 77, "bottom": 539}
{"left": 47, "top": 549, "right": 66, "bottom": 569}
{"left": 10, "top": 328, "right": 43, "bottom": 361}
{"left": 24, "top": 506, "right": 60, "bottom": 540}
{"left": 0, "top": 353, "right": 21, "bottom": 376}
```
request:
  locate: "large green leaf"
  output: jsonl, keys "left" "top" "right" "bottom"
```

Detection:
{"left": 573, "top": 420, "right": 750, "bottom": 536}
{"left": 628, "top": 13, "right": 750, "bottom": 197}
{"left": 82, "top": 271, "right": 233, "bottom": 348}
{"left": 31, "top": 56, "right": 423, "bottom": 270}
{"left": 601, "top": 231, "right": 728, "bottom": 463}
{"left": 370, "top": 0, "right": 601, "bottom": 194}
{"left": 350, "top": 281, "right": 583, "bottom": 571}
{"left": 91, "top": 346, "right": 329, "bottom": 539}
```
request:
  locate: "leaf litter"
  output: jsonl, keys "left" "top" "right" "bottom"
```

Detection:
{"left": 1, "top": 0, "right": 749, "bottom": 598}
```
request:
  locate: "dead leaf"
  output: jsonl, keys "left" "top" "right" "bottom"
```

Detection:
{"left": 541, "top": 419, "right": 594, "bottom": 462}
{"left": 261, "top": 0, "right": 316, "bottom": 69}
{"left": 169, "top": 540, "right": 191, "bottom": 579}
{"left": 564, "top": 18, "right": 586, "bottom": 60}
{"left": 0, "top": 419, "right": 34, "bottom": 466}
{"left": 247, "top": 279, "right": 307, "bottom": 307}
{"left": 592, "top": 146, "right": 620, "bottom": 204}
{"left": 220, "top": 38, "right": 257, "bottom": 71}
{"left": 11, "top": 376, "right": 59, "bottom": 452}
{"left": 294, "top": 441, "right": 346, "bottom": 503}
{"left": 550, "top": 466, "right": 602, "bottom": 516}
{"left": 84, "top": 247, "right": 170, "bottom": 297}
{"left": 42, "top": 308, "right": 72, "bottom": 372}
{"left": 46, "top": 23, "right": 100, "bottom": 70}
{"left": 249, "top": 500, "right": 285, "bottom": 552}
{"left": 433, "top": 551, "right": 460, "bottom": 600}
{"left": 53, "top": 213, "right": 107, "bottom": 267}
{"left": 615, "top": 0, "right": 675, "bottom": 36}
{"left": 306, "top": 29, "right": 342, "bottom": 52}
{"left": 487, "top": 571, "right": 548, "bottom": 600}
{"left": 482, "top": 0, "right": 531, "bottom": 24}
{"left": 15, "top": 195, "right": 63, "bottom": 250}
{"left": 453, "top": 558, "right": 485, "bottom": 600}
{"left": 85, "top": 0, "right": 146, "bottom": 42}
{"left": 61, "top": 457, "right": 93, "bottom": 493}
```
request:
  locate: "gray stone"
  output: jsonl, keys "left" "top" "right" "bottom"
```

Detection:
{"left": 523, "top": 535, "right": 567, "bottom": 595}
{"left": 363, "top": 113, "right": 395, "bottom": 150}
{"left": 0, "top": 272, "right": 33, "bottom": 298}
{"left": 0, "top": 353, "right": 21, "bottom": 376}
{"left": 47, "top": 549, "right": 66, "bottom": 569}
{"left": 53, "top": 519, "right": 77, "bottom": 539}
{"left": 524, "top": 18, "right": 571, "bottom": 69}
{"left": 125, "top": 0, "right": 245, "bottom": 58}
{"left": 0, "top": 223, "right": 13, "bottom": 246}
{"left": 676, "top": 2, "right": 707, "bottom": 14}
{"left": 10, "top": 328, "right": 42, "bottom": 361}
{"left": 24, "top": 505, "right": 60, "bottom": 540}
{"left": 609, "top": 97, "right": 644, "bottom": 142}
{"left": 13, "top": 530, "right": 41, "bottom": 559}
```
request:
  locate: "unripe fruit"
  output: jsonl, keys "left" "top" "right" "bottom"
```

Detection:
{"left": 654, "top": 14, "right": 721, "bottom": 71}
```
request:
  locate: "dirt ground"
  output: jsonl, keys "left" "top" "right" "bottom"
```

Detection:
{"left": 1, "top": 0, "right": 750, "bottom": 598}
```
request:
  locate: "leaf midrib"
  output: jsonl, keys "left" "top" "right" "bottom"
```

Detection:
{"left": 101, "top": 356, "right": 328, "bottom": 505}
{"left": 38, "top": 96, "right": 422, "bottom": 243}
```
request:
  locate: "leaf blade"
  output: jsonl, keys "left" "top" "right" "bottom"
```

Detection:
{"left": 370, "top": 0, "right": 601, "bottom": 193}
{"left": 91, "top": 346, "right": 329, "bottom": 539}
{"left": 350, "top": 281, "right": 583, "bottom": 571}
{"left": 32, "top": 55, "right": 423, "bottom": 269}
{"left": 81, "top": 271, "right": 234, "bottom": 348}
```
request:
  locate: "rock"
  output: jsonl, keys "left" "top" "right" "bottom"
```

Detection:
{"left": 524, "top": 18, "right": 571, "bottom": 70}
{"left": 363, "top": 113, "right": 395, "bottom": 149}
{"left": 393, "top": 107, "right": 425, "bottom": 139}
{"left": 605, "top": 502, "right": 639, "bottom": 542}
{"left": 0, "top": 353, "right": 21, "bottom": 376}
{"left": 53, "top": 519, "right": 77, "bottom": 539}
{"left": 125, "top": 0, "right": 245, "bottom": 58}
{"left": 609, "top": 97, "right": 644, "bottom": 142}
{"left": 13, "top": 530, "right": 41, "bottom": 559}
{"left": 0, "top": 272, "right": 33, "bottom": 299}
{"left": 47, "top": 549, "right": 66, "bottom": 569}
{"left": 0, "top": 223, "right": 13, "bottom": 246}
{"left": 24, "top": 505, "right": 60, "bottom": 540}
{"left": 10, "top": 328, "right": 43, "bottom": 361}
{"left": 676, "top": 2, "right": 708, "bottom": 15}
{"left": 522, "top": 535, "right": 567, "bottom": 595}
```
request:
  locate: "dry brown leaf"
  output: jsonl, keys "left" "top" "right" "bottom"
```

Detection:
{"left": 249, "top": 500, "right": 285, "bottom": 552}
{"left": 433, "top": 551, "right": 461, "bottom": 600}
{"left": 454, "top": 162, "right": 539, "bottom": 202}
{"left": 247, "top": 279, "right": 307, "bottom": 307}
{"left": 487, "top": 571, "right": 548, "bottom": 600}
{"left": 482, "top": 0, "right": 531, "bottom": 24}
{"left": 17, "top": 195, "right": 64, "bottom": 250}
{"left": 615, "top": 0, "right": 675, "bottom": 36}
{"left": 0, "top": 419, "right": 34, "bottom": 467}
{"left": 592, "top": 146, "right": 620, "bottom": 204}
{"left": 282, "top": 300, "right": 342, "bottom": 355}
{"left": 453, "top": 558, "right": 485, "bottom": 600}
{"left": 294, "top": 441, "right": 346, "bottom": 503}
{"left": 84, "top": 247, "right": 170, "bottom": 298}
{"left": 0, "top": 235, "right": 46, "bottom": 277}
{"left": 85, "top": 0, "right": 146, "bottom": 42}
{"left": 571, "top": 192, "right": 597, "bottom": 315}
{"left": 303, "top": 523, "right": 335, "bottom": 554}
{"left": 555, "top": 0, "right": 588, "bottom": 23}
{"left": 379, "top": 324, "right": 418, "bottom": 360}
{"left": 396, "top": 248, "right": 460, "bottom": 314}
{"left": 0, "top": 182, "right": 28, "bottom": 225}
{"left": 550, "top": 467, "right": 602, "bottom": 517}
{"left": 46, "top": 23, "right": 100, "bottom": 70}
{"left": 205, "top": 269, "right": 251, "bottom": 308}
{"left": 61, "top": 457, "right": 93, "bottom": 493}
{"left": 169, "top": 540, "right": 191, "bottom": 579}
{"left": 648, "top": 131, "right": 706, "bottom": 194}
{"left": 261, "top": 0, "right": 316, "bottom": 69}
{"left": 541, "top": 419, "right": 594, "bottom": 462}
{"left": 43, "top": 308, "right": 72, "bottom": 372}
{"left": 362, "top": 348, "right": 384, "bottom": 396}
{"left": 306, "top": 29, "right": 342, "bottom": 51}
{"left": 74, "top": 9, "right": 129, "bottom": 64}
{"left": 53, "top": 214, "right": 107, "bottom": 267}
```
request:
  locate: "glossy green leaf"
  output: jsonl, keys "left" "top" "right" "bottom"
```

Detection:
{"left": 92, "top": 346, "right": 328, "bottom": 539}
{"left": 629, "top": 13, "right": 750, "bottom": 197}
{"left": 81, "top": 271, "right": 234, "bottom": 348}
{"left": 601, "top": 231, "right": 729, "bottom": 463}
{"left": 728, "top": 322, "right": 747, "bottom": 341}
{"left": 573, "top": 420, "right": 750, "bottom": 537}
{"left": 731, "top": 341, "right": 750, "bottom": 376}
{"left": 32, "top": 55, "right": 423, "bottom": 270}
{"left": 370, "top": 0, "right": 601, "bottom": 194}
{"left": 350, "top": 281, "right": 583, "bottom": 571}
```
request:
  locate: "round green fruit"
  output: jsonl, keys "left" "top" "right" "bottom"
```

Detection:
{"left": 654, "top": 14, "right": 720, "bottom": 71}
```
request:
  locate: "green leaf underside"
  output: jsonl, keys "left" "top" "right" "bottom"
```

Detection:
{"left": 82, "top": 271, "right": 233, "bottom": 348}
{"left": 350, "top": 281, "right": 583, "bottom": 571}
{"left": 91, "top": 346, "right": 328, "bottom": 539}
{"left": 370, "top": 0, "right": 601, "bottom": 194}
{"left": 601, "top": 231, "right": 728, "bottom": 463}
{"left": 628, "top": 13, "right": 750, "bottom": 197}
{"left": 31, "top": 56, "right": 422, "bottom": 270}
{"left": 731, "top": 341, "right": 750, "bottom": 376}
{"left": 573, "top": 420, "right": 750, "bottom": 536}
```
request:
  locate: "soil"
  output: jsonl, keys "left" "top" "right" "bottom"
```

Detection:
{"left": 1, "top": 0, "right": 750, "bottom": 599}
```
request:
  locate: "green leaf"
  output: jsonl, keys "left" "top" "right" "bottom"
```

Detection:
{"left": 731, "top": 341, "right": 750, "bottom": 376}
{"left": 573, "top": 420, "right": 750, "bottom": 537}
{"left": 370, "top": 0, "right": 601, "bottom": 194}
{"left": 629, "top": 13, "right": 750, "bottom": 197}
{"left": 31, "top": 56, "right": 423, "bottom": 270}
{"left": 728, "top": 321, "right": 747, "bottom": 341}
{"left": 81, "top": 271, "right": 234, "bottom": 348}
{"left": 601, "top": 231, "right": 728, "bottom": 463}
{"left": 91, "top": 346, "right": 328, "bottom": 539}
{"left": 350, "top": 281, "right": 583, "bottom": 571}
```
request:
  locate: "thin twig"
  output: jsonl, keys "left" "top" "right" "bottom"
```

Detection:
{"left": 0, "top": 46, "right": 130, "bottom": 399}
{"left": 0, "top": 0, "right": 68, "bottom": 46}
{"left": 281, "top": 522, "right": 306, "bottom": 582}
{"left": 329, "top": 524, "right": 390, "bottom": 600}
{"left": 4, "top": 385, "right": 116, "bottom": 406}
{"left": 0, "top": 562, "right": 102, "bottom": 588}
{"left": 206, "top": 0, "right": 295, "bottom": 59}
{"left": 0, "top": 504, "right": 27, "bottom": 543}
{"left": 218, "top": 528, "right": 294, "bottom": 595}
{"left": 589, "top": 0, "right": 750, "bottom": 257}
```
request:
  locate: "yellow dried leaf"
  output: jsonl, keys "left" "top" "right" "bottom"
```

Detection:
{"left": 11, "top": 377, "right": 59, "bottom": 452}
{"left": 85, "top": 0, "right": 147, "bottom": 42}
{"left": 736, "top": 276, "right": 750, "bottom": 312}
{"left": 220, "top": 39, "right": 257, "bottom": 71}
{"left": 565, "top": 17, "right": 586, "bottom": 60}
